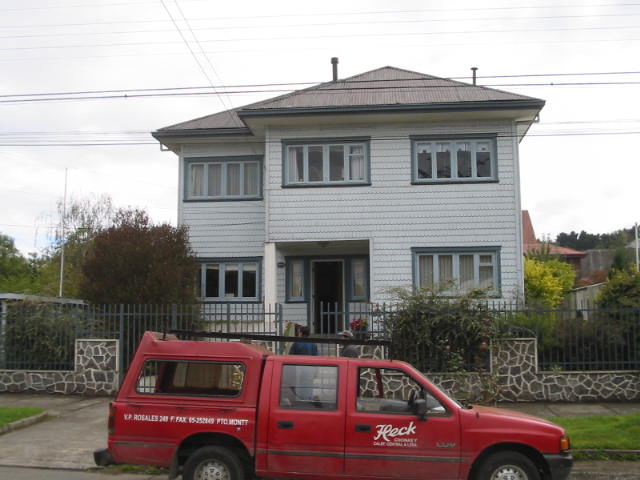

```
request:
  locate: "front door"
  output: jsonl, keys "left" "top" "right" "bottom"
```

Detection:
{"left": 312, "top": 260, "right": 343, "bottom": 334}
{"left": 266, "top": 360, "right": 345, "bottom": 475}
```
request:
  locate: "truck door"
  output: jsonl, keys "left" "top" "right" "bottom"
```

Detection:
{"left": 345, "top": 365, "right": 461, "bottom": 480}
{"left": 266, "top": 360, "right": 345, "bottom": 476}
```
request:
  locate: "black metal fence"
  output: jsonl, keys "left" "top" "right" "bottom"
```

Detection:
{"left": 1, "top": 300, "right": 638, "bottom": 373}
{"left": 0, "top": 301, "right": 281, "bottom": 374}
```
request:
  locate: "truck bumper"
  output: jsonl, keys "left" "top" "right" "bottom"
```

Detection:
{"left": 94, "top": 448, "right": 114, "bottom": 467}
{"left": 543, "top": 453, "right": 573, "bottom": 480}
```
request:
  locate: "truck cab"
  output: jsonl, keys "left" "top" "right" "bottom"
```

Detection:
{"left": 95, "top": 332, "right": 573, "bottom": 480}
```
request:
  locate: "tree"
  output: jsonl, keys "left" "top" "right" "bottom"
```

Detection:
{"left": 38, "top": 194, "right": 116, "bottom": 298}
{"left": 596, "top": 268, "right": 640, "bottom": 308}
{"left": 0, "top": 233, "right": 39, "bottom": 293}
{"left": 79, "top": 209, "right": 198, "bottom": 304}
{"left": 524, "top": 257, "right": 575, "bottom": 307}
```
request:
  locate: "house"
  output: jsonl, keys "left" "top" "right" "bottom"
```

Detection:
{"left": 152, "top": 62, "right": 544, "bottom": 334}
{"left": 522, "top": 210, "right": 587, "bottom": 279}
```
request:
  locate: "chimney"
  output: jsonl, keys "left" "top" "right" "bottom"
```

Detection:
{"left": 331, "top": 57, "right": 339, "bottom": 82}
{"left": 471, "top": 67, "right": 478, "bottom": 86}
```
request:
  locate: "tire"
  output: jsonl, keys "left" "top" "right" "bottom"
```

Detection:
{"left": 477, "top": 451, "right": 541, "bottom": 480}
{"left": 182, "top": 446, "right": 245, "bottom": 480}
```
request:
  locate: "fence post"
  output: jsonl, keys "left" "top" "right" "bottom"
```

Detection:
{"left": 226, "top": 303, "right": 231, "bottom": 333}
{"left": 118, "top": 304, "right": 125, "bottom": 384}
{"left": 171, "top": 304, "right": 178, "bottom": 331}
{"left": 0, "top": 299, "right": 6, "bottom": 368}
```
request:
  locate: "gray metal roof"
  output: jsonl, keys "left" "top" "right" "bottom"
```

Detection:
{"left": 155, "top": 66, "right": 544, "bottom": 135}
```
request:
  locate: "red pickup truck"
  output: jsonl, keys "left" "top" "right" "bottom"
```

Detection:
{"left": 95, "top": 331, "right": 573, "bottom": 480}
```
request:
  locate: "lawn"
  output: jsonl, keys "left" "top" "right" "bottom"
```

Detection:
{"left": 549, "top": 412, "right": 640, "bottom": 451}
{"left": 0, "top": 406, "right": 44, "bottom": 428}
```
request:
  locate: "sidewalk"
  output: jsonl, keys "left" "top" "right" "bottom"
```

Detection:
{"left": 0, "top": 393, "right": 639, "bottom": 478}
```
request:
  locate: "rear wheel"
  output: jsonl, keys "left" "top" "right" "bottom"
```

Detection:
{"left": 182, "top": 446, "right": 244, "bottom": 480}
{"left": 477, "top": 451, "right": 541, "bottom": 480}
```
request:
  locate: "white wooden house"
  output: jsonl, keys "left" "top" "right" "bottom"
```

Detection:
{"left": 152, "top": 64, "right": 544, "bottom": 333}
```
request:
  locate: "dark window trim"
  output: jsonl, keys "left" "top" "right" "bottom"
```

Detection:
{"left": 281, "top": 137, "right": 371, "bottom": 187}
{"left": 410, "top": 246, "right": 502, "bottom": 297}
{"left": 198, "top": 256, "right": 262, "bottom": 302}
{"left": 284, "top": 255, "right": 369, "bottom": 303}
{"left": 184, "top": 155, "right": 263, "bottom": 201}
{"left": 409, "top": 134, "right": 498, "bottom": 184}
{"left": 135, "top": 358, "right": 246, "bottom": 398}
{"left": 279, "top": 363, "right": 340, "bottom": 411}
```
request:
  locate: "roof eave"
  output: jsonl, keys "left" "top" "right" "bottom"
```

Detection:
{"left": 151, "top": 127, "right": 253, "bottom": 140}
{"left": 237, "top": 100, "right": 545, "bottom": 119}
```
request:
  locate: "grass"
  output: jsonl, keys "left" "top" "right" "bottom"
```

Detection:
{"left": 0, "top": 406, "right": 44, "bottom": 428}
{"left": 548, "top": 412, "right": 640, "bottom": 451}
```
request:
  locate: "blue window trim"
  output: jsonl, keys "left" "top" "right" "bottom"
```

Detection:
{"left": 409, "top": 134, "right": 498, "bottom": 184}
{"left": 411, "top": 247, "right": 502, "bottom": 297}
{"left": 281, "top": 137, "right": 371, "bottom": 187}
{"left": 198, "top": 257, "right": 262, "bottom": 302}
{"left": 284, "top": 255, "right": 369, "bottom": 303}
{"left": 184, "top": 155, "right": 263, "bottom": 202}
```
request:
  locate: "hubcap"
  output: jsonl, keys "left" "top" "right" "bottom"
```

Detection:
{"left": 490, "top": 464, "right": 528, "bottom": 480}
{"left": 194, "top": 459, "right": 230, "bottom": 480}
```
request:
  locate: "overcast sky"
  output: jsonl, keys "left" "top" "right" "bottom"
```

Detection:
{"left": 1, "top": 0, "right": 639, "bottom": 255}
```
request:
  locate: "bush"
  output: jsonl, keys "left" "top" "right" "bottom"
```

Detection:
{"left": 384, "top": 285, "right": 500, "bottom": 372}
{"left": 597, "top": 268, "right": 640, "bottom": 308}
{"left": 524, "top": 258, "right": 575, "bottom": 307}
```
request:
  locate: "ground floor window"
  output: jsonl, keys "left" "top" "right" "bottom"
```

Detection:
{"left": 412, "top": 247, "right": 500, "bottom": 294}
{"left": 197, "top": 258, "right": 261, "bottom": 300}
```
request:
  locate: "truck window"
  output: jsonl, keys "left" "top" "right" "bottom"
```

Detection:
{"left": 279, "top": 364, "right": 338, "bottom": 411}
{"left": 136, "top": 359, "right": 245, "bottom": 397}
{"left": 357, "top": 367, "right": 446, "bottom": 415}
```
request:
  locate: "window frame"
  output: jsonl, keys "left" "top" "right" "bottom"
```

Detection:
{"left": 198, "top": 257, "right": 262, "bottom": 302}
{"left": 410, "top": 135, "right": 498, "bottom": 184}
{"left": 184, "top": 155, "right": 263, "bottom": 201}
{"left": 279, "top": 363, "right": 339, "bottom": 411}
{"left": 285, "top": 256, "right": 369, "bottom": 303}
{"left": 282, "top": 137, "right": 371, "bottom": 187}
{"left": 135, "top": 358, "right": 246, "bottom": 398}
{"left": 411, "top": 247, "right": 501, "bottom": 296}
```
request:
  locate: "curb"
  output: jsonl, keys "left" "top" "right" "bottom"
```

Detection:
{"left": 0, "top": 411, "right": 49, "bottom": 435}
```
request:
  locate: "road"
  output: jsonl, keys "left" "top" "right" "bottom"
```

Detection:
{"left": 2, "top": 464, "right": 639, "bottom": 480}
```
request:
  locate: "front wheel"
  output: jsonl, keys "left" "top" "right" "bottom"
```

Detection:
{"left": 477, "top": 451, "right": 541, "bottom": 480}
{"left": 182, "top": 446, "right": 244, "bottom": 480}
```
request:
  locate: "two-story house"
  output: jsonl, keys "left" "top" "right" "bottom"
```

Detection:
{"left": 152, "top": 63, "right": 544, "bottom": 334}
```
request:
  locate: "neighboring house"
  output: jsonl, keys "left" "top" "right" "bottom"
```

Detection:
{"left": 152, "top": 63, "right": 544, "bottom": 333}
{"left": 522, "top": 210, "right": 586, "bottom": 279}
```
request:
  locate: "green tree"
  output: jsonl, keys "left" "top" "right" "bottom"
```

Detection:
{"left": 0, "top": 234, "right": 39, "bottom": 293}
{"left": 524, "top": 257, "right": 575, "bottom": 307}
{"left": 79, "top": 209, "right": 198, "bottom": 304}
{"left": 38, "top": 194, "right": 116, "bottom": 298}
{"left": 596, "top": 268, "right": 640, "bottom": 308}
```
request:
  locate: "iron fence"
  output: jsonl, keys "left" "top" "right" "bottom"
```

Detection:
{"left": 0, "top": 300, "right": 638, "bottom": 374}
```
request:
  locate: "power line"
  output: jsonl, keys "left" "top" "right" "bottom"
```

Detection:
{"left": 3, "top": 12, "right": 640, "bottom": 41}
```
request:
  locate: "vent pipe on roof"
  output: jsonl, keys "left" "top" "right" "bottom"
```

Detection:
{"left": 331, "top": 57, "right": 339, "bottom": 82}
{"left": 471, "top": 67, "right": 478, "bottom": 86}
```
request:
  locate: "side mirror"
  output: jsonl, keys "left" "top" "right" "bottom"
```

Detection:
{"left": 412, "top": 398, "right": 428, "bottom": 421}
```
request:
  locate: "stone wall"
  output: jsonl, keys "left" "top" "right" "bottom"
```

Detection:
{"left": 0, "top": 339, "right": 118, "bottom": 395}
{"left": 428, "top": 338, "right": 640, "bottom": 403}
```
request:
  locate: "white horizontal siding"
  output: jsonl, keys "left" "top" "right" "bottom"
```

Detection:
{"left": 265, "top": 120, "right": 522, "bottom": 301}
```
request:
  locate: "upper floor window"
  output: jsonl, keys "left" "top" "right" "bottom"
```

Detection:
{"left": 412, "top": 247, "right": 500, "bottom": 294}
{"left": 283, "top": 138, "right": 370, "bottom": 186}
{"left": 411, "top": 137, "right": 496, "bottom": 183}
{"left": 185, "top": 156, "right": 262, "bottom": 200}
{"left": 196, "top": 258, "right": 261, "bottom": 301}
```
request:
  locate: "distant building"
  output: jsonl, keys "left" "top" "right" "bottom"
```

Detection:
{"left": 522, "top": 210, "right": 586, "bottom": 279}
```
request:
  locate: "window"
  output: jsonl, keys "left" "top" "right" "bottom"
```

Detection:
{"left": 280, "top": 364, "right": 338, "bottom": 410}
{"left": 185, "top": 156, "right": 262, "bottom": 200}
{"left": 413, "top": 247, "right": 500, "bottom": 293}
{"left": 283, "top": 138, "right": 369, "bottom": 186}
{"left": 356, "top": 367, "right": 445, "bottom": 415}
{"left": 412, "top": 137, "right": 496, "bottom": 183}
{"left": 285, "top": 257, "right": 369, "bottom": 302}
{"left": 198, "top": 259, "right": 260, "bottom": 300}
{"left": 136, "top": 359, "right": 245, "bottom": 397}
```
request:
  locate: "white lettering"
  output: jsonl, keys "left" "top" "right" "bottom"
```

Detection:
{"left": 373, "top": 421, "right": 417, "bottom": 442}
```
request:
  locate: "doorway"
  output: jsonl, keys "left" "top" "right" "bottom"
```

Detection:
{"left": 311, "top": 260, "right": 344, "bottom": 334}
